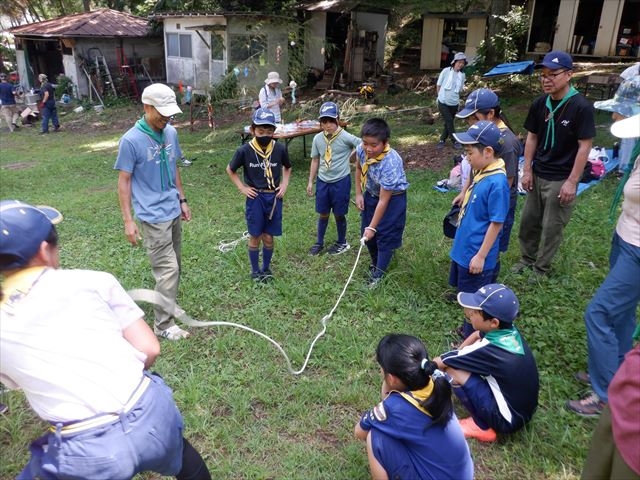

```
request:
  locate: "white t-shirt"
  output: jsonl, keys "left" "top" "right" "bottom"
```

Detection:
{"left": 0, "top": 268, "right": 146, "bottom": 422}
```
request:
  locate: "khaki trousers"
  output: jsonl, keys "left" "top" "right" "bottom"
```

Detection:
{"left": 581, "top": 406, "right": 640, "bottom": 480}
{"left": 518, "top": 175, "right": 576, "bottom": 273}
{"left": 1, "top": 104, "right": 19, "bottom": 131}
{"left": 141, "top": 216, "right": 182, "bottom": 331}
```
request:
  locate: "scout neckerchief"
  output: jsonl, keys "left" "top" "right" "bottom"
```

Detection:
{"left": 323, "top": 127, "right": 343, "bottom": 170}
{"left": 543, "top": 85, "right": 579, "bottom": 150}
{"left": 0, "top": 266, "right": 49, "bottom": 315}
{"left": 484, "top": 327, "right": 525, "bottom": 355}
{"left": 135, "top": 116, "right": 174, "bottom": 191}
{"left": 361, "top": 144, "right": 391, "bottom": 190}
{"left": 249, "top": 137, "right": 276, "bottom": 190}
{"left": 609, "top": 140, "right": 640, "bottom": 223}
{"left": 459, "top": 158, "right": 506, "bottom": 221}
{"left": 395, "top": 382, "right": 435, "bottom": 416}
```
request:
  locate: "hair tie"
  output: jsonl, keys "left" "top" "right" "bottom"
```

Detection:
{"left": 420, "top": 358, "right": 428, "bottom": 370}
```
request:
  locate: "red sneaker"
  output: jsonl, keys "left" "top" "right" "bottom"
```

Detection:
{"left": 459, "top": 417, "right": 497, "bottom": 442}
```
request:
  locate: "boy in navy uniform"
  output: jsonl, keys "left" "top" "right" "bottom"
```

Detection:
{"left": 450, "top": 121, "right": 510, "bottom": 338}
{"left": 435, "top": 284, "right": 540, "bottom": 442}
{"left": 307, "top": 102, "right": 360, "bottom": 255}
{"left": 227, "top": 108, "right": 292, "bottom": 281}
{"left": 354, "top": 118, "right": 409, "bottom": 287}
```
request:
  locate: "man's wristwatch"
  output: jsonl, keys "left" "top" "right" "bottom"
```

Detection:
{"left": 179, "top": 198, "right": 188, "bottom": 204}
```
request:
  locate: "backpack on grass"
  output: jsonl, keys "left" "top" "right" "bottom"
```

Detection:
{"left": 581, "top": 147, "right": 608, "bottom": 183}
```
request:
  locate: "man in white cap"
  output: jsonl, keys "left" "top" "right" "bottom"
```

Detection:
{"left": 259, "top": 71, "right": 284, "bottom": 122}
{"left": 115, "top": 83, "right": 192, "bottom": 340}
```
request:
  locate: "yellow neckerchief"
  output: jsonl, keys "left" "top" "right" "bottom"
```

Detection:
{"left": 361, "top": 144, "right": 391, "bottom": 190}
{"left": 323, "top": 127, "right": 343, "bottom": 170}
{"left": 459, "top": 158, "right": 506, "bottom": 221}
{"left": 393, "top": 382, "right": 434, "bottom": 417}
{"left": 249, "top": 137, "right": 276, "bottom": 190}
{"left": 1, "top": 266, "right": 49, "bottom": 314}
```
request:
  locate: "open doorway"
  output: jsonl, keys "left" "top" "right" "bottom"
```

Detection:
{"left": 571, "top": 0, "right": 604, "bottom": 54}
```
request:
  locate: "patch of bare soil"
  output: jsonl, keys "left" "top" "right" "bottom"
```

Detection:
{"left": 2, "top": 161, "right": 39, "bottom": 170}
{"left": 400, "top": 142, "right": 460, "bottom": 172}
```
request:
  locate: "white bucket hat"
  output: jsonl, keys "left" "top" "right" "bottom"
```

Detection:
{"left": 264, "top": 71, "right": 283, "bottom": 85}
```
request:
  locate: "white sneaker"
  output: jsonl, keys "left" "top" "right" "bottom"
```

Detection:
{"left": 154, "top": 325, "right": 190, "bottom": 340}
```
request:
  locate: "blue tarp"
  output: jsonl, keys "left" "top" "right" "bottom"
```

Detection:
{"left": 483, "top": 61, "right": 535, "bottom": 77}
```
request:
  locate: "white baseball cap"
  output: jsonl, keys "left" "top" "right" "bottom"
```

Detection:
{"left": 141, "top": 83, "right": 182, "bottom": 117}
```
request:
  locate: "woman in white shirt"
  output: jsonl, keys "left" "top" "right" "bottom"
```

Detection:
{"left": 259, "top": 71, "right": 285, "bottom": 123}
{"left": 436, "top": 52, "right": 467, "bottom": 148}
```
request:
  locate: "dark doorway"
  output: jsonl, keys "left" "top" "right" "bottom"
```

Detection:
{"left": 527, "top": 1, "right": 560, "bottom": 51}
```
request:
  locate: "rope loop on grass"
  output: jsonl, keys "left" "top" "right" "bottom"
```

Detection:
{"left": 218, "top": 231, "right": 250, "bottom": 252}
{"left": 128, "top": 241, "right": 365, "bottom": 375}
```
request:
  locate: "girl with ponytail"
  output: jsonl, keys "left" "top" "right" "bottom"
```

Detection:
{"left": 354, "top": 334, "right": 473, "bottom": 480}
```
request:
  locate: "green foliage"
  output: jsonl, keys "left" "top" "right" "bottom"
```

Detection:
{"left": 54, "top": 74, "right": 73, "bottom": 97}
{"left": 208, "top": 70, "right": 238, "bottom": 102}
{"left": 475, "top": 5, "right": 530, "bottom": 71}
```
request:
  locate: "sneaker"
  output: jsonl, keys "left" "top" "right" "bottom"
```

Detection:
{"left": 40, "top": 131, "right": 49, "bottom": 135}
{"left": 327, "top": 242, "right": 351, "bottom": 255}
{"left": 459, "top": 417, "right": 497, "bottom": 442}
{"left": 367, "top": 276, "right": 382, "bottom": 289}
{"left": 510, "top": 261, "right": 532, "bottom": 274}
{"left": 0, "top": 402, "right": 8, "bottom": 415}
{"left": 436, "top": 140, "right": 446, "bottom": 148}
{"left": 53, "top": 126, "right": 60, "bottom": 132}
{"left": 566, "top": 391, "right": 605, "bottom": 417}
{"left": 574, "top": 371, "right": 591, "bottom": 385}
{"left": 527, "top": 269, "right": 548, "bottom": 284}
{"left": 11, "top": 123, "right": 19, "bottom": 130}
{"left": 154, "top": 325, "right": 190, "bottom": 341}
{"left": 251, "top": 271, "right": 262, "bottom": 282}
{"left": 309, "top": 243, "right": 324, "bottom": 255}
{"left": 260, "top": 268, "right": 273, "bottom": 282}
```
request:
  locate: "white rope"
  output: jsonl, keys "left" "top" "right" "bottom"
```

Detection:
{"left": 218, "top": 231, "right": 250, "bottom": 252}
{"left": 128, "top": 240, "right": 366, "bottom": 375}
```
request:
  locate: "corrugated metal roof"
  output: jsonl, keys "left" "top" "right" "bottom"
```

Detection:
{"left": 9, "top": 8, "right": 152, "bottom": 38}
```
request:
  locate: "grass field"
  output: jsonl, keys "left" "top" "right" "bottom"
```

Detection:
{"left": 0, "top": 80, "right": 625, "bottom": 479}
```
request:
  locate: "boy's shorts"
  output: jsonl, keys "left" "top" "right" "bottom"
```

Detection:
{"left": 448, "top": 261, "right": 495, "bottom": 293}
{"left": 369, "top": 429, "right": 421, "bottom": 479}
{"left": 361, "top": 191, "right": 407, "bottom": 251}
{"left": 245, "top": 192, "right": 282, "bottom": 237}
{"left": 315, "top": 175, "right": 351, "bottom": 216}
{"left": 453, "top": 373, "right": 521, "bottom": 434}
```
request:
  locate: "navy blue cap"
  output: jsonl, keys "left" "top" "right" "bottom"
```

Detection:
{"left": 0, "top": 200, "right": 63, "bottom": 270}
{"left": 453, "top": 120, "right": 503, "bottom": 154}
{"left": 253, "top": 108, "right": 277, "bottom": 127}
{"left": 457, "top": 284, "right": 520, "bottom": 323}
{"left": 456, "top": 88, "right": 500, "bottom": 118}
{"left": 535, "top": 50, "right": 573, "bottom": 70}
{"left": 318, "top": 102, "right": 339, "bottom": 119}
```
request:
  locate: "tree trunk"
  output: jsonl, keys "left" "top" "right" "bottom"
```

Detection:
{"left": 486, "top": 0, "right": 510, "bottom": 66}
{"left": 83, "top": 0, "right": 91, "bottom": 12}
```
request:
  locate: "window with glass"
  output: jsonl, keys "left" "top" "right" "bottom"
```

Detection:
{"left": 211, "top": 33, "right": 224, "bottom": 61}
{"left": 167, "top": 33, "right": 192, "bottom": 58}
{"left": 229, "top": 34, "right": 267, "bottom": 63}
